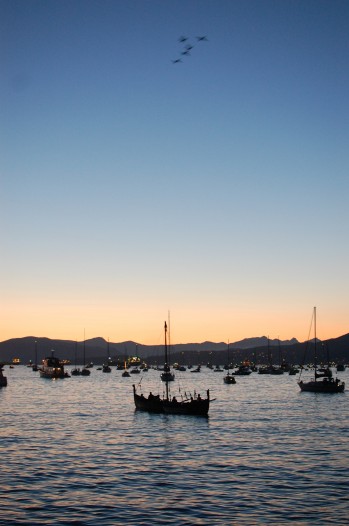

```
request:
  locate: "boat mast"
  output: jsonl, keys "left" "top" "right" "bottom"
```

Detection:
{"left": 314, "top": 306, "right": 317, "bottom": 379}
{"left": 168, "top": 311, "right": 171, "bottom": 367}
{"left": 164, "top": 321, "right": 169, "bottom": 400}
{"left": 83, "top": 328, "right": 86, "bottom": 366}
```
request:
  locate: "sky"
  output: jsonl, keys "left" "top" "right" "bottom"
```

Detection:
{"left": 1, "top": 0, "right": 348, "bottom": 346}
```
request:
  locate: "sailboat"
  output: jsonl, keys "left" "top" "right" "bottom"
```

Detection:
{"left": 122, "top": 360, "right": 131, "bottom": 377}
{"left": 71, "top": 341, "right": 81, "bottom": 376}
{"left": 80, "top": 334, "right": 91, "bottom": 376}
{"left": 32, "top": 340, "right": 39, "bottom": 372}
{"left": 102, "top": 339, "right": 112, "bottom": 372}
{"left": 121, "top": 347, "right": 131, "bottom": 377}
{"left": 133, "top": 321, "right": 210, "bottom": 416}
{"left": 223, "top": 341, "right": 236, "bottom": 384}
{"left": 160, "top": 355, "right": 175, "bottom": 382}
{"left": 161, "top": 317, "right": 175, "bottom": 382}
{"left": 298, "top": 307, "right": 345, "bottom": 393}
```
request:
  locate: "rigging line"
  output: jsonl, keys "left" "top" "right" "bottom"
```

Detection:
{"left": 299, "top": 308, "right": 315, "bottom": 380}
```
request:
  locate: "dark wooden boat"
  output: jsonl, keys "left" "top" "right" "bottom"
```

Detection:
{"left": 163, "top": 392, "right": 210, "bottom": 415}
{"left": 133, "top": 387, "right": 164, "bottom": 413}
{"left": 298, "top": 307, "right": 345, "bottom": 393}
{"left": 133, "top": 321, "right": 210, "bottom": 416}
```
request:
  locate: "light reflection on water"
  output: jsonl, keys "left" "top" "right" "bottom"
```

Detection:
{"left": 1, "top": 366, "right": 348, "bottom": 524}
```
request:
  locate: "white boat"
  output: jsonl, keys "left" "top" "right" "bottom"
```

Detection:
{"left": 39, "top": 352, "right": 70, "bottom": 379}
{"left": 298, "top": 308, "right": 345, "bottom": 393}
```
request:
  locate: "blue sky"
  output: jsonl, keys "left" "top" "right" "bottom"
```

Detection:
{"left": 1, "top": 0, "right": 348, "bottom": 344}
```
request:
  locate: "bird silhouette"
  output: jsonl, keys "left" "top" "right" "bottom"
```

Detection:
{"left": 172, "top": 35, "right": 208, "bottom": 64}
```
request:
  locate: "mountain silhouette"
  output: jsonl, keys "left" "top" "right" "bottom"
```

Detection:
{"left": 1, "top": 334, "right": 348, "bottom": 365}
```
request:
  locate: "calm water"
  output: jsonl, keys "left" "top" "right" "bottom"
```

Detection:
{"left": 1, "top": 365, "right": 348, "bottom": 525}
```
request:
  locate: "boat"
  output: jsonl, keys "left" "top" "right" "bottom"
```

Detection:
{"left": 133, "top": 321, "right": 210, "bottom": 416}
{"left": 160, "top": 368, "right": 175, "bottom": 381}
{"left": 80, "top": 331, "right": 91, "bottom": 376}
{"left": 103, "top": 339, "right": 112, "bottom": 372}
{"left": 0, "top": 364, "right": 7, "bottom": 387}
{"left": 160, "top": 317, "right": 175, "bottom": 382}
{"left": 288, "top": 366, "right": 299, "bottom": 375}
{"left": 32, "top": 340, "right": 39, "bottom": 371}
{"left": 298, "top": 307, "right": 345, "bottom": 393}
{"left": 223, "top": 372, "right": 236, "bottom": 384}
{"left": 223, "top": 342, "right": 236, "bottom": 384}
{"left": 71, "top": 341, "right": 81, "bottom": 376}
{"left": 258, "top": 339, "right": 283, "bottom": 375}
{"left": 173, "top": 363, "right": 186, "bottom": 371}
{"left": 121, "top": 359, "right": 130, "bottom": 377}
{"left": 234, "top": 362, "right": 252, "bottom": 375}
{"left": 39, "top": 352, "right": 70, "bottom": 379}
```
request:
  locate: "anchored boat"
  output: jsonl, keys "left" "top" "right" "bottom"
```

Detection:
{"left": 298, "top": 307, "right": 345, "bottom": 393}
{"left": 133, "top": 321, "right": 210, "bottom": 416}
{"left": 39, "top": 352, "right": 70, "bottom": 379}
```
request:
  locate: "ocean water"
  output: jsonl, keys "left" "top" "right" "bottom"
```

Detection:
{"left": 1, "top": 365, "right": 348, "bottom": 525}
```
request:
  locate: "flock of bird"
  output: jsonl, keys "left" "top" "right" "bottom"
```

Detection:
{"left": 172, "top": 35, "right": 208, "bottom": 64}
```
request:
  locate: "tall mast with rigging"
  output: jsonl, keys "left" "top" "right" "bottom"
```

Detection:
{"left": 164, "top": 321, "right": 169, "bottom": 400}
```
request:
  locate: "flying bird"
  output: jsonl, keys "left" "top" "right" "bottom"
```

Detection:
{"left": 171, "top": 35, "right": 208, "bottom": 64}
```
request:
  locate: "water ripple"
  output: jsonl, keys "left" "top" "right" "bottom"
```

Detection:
{"left": 1, "top": 366, "right": 348, "bottom": 524}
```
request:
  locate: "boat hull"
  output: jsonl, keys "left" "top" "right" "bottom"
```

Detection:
{"left": 133, "top": 385, "right": 210, "bottom": 416}
{"left": 298, "top": 380, "right": 345, "bottom": 393}
{"left": 39, "top": 369, "right": 68, "bottom": 379}
{"left": 133, "top": 389, "right": 164, "bottom": 413}
{"left": 163, "top": 399, "right": 209, "bottom": 416}
{"left": 39, "top": 355, "right": 69, "bottom": 379}
{"left": 223, "top": 374, "right": 236, "bottom": 384}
